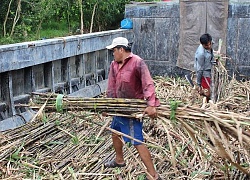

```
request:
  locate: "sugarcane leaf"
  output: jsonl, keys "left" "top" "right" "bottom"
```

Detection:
{"left": 56, "top": 94, "right": 64, "bottom": 112}
{"left": 11, "top": 142, "right": 24, "bottom": 160}
{"left": 169, "top": 100, "right": 181, "bottom": 124}
{"left": 191, "top": 171, "right": 212, "bottom": 177}
{"left": 48, "top": 141, "right": 64, "bottom": 145}
{"left": 71, "top": 135, "right": 79, "bottom": 145}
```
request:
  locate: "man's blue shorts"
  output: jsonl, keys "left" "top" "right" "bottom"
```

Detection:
{"left": 110, "top": 116, "right": 144, "bottom": 145}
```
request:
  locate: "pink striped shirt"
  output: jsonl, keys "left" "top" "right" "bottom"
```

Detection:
{"left": 107, "top": 53, "right": 160, "bottom": 107}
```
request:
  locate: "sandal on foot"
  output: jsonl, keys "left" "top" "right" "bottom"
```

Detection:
{"left": 104, "top": 159, "right": 126, "bottom": 168}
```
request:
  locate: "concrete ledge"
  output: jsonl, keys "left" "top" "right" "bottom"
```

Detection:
{"left": 68, "top": 79, "right": 107, "bottom": 97}
{"left": 0, "top": 109, "right": 36, "bottom": 132}
{"left": 0, "top": 29, "right": 133, "bottom": 73}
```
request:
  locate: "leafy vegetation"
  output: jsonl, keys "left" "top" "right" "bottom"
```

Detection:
{"left": 0, "top": 0, "right": 156, "bottom": 45}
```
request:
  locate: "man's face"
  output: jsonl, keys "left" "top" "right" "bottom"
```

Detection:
{"left": 202, "top": 41, "right": 212, "bottom": 50}
{"left": 112, "top": 47, "right": 123, "bottom": 63}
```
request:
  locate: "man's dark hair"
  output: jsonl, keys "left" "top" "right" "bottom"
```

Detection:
{"left": 200, "top": 33, "right": 212, "bottom": 45}
{"left": 116, "top": 42, "right": 133, "bottom": 52}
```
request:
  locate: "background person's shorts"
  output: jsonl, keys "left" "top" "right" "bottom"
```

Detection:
{"left": 201, "top": 77, "right": 211, "bottom": 89}
{"left": 110, "top": 116, "right": 143, "bottom": 145}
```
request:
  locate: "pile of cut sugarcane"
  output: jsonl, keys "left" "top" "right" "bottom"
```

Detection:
{"left": 1, "top": 55, "right": 250, "bottom": 179}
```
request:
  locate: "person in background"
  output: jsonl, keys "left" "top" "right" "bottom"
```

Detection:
{"left": 194, "top": 33, "right": 216, "bottom": 102}
{"left": 104, "top": 37, "right": 161, "bottom": 180}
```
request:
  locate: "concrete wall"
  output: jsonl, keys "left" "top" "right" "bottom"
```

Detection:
{"left": 125, "top": 1, "right": 250, "bottom": 78}
{"left": 126, "top": 1, "right": 181, "bottom": 77}
{"left": 227, "top": 1, "right": 250, "bottom": 79}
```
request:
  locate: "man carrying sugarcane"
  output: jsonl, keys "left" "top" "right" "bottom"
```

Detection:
{"left": 194, "top": 33, "right": 217, "bottom": 103}
{"left": 104, "top": 37, "right": 161, "bottom": 180}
